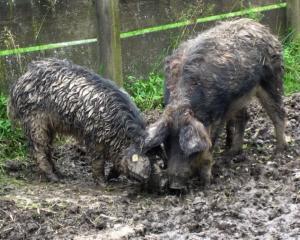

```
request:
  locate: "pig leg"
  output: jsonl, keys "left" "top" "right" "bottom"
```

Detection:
{"left": 225, "top": 108, "right": 249, "bottom": 155}
{"left": 225, "top": 119, "right": 235, "bottom": 150}
{"left": 106, "top": 166, "right": 121, "bottom": 180}
{"left": 210, "top": 120, "right": 225, "bottom": 147}
{"left": 90, "top": 144, "right": 106, "bottom": 185}
{"left": 209, "top": 120, "right": 225, "bottom": 153}
{"left": 256, "top": 85, "right": 287, "bottom": 151}
{"left": 25, "top": 118, "right": 58, "bottom": 182}
{"left": 196, "top": 151, "right": 214, "bottom": 185}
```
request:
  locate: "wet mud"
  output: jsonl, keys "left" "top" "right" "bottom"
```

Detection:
{"left": 1, "top": 94, "right": 300, "bottom": 240}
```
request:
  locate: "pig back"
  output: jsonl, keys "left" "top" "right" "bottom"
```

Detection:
{"left": 165, "top": 18, "right": 283, "bottom": 125}
{"left": 9, "top": 59, "right": 145, "bottom": 146}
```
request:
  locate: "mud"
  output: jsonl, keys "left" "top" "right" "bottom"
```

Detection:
{"left": 1, "top": 94, "right": 300, "bottom": 240}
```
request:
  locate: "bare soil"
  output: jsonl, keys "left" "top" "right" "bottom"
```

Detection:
{"left": 1, "top": 94, "right": 300, "bottom": 240}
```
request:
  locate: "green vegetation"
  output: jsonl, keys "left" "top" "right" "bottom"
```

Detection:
{"left": 284, "top": 40, "right": 300, "bottom": 95}
{"left": 0, "top": 27, "right": 23, "bottom": 72}
{"left": 125, "top": 73, "right": 164, "bottom": 111}
{"left": 0, "top": 94, "right": 26, "bottom": 172}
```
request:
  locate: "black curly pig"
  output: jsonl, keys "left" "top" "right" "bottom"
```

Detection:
{"left": 144, "top": 18, "right": 287, "bottom": 190}
{"left": 8, "top": 58, "right": 152, "bottom": 184}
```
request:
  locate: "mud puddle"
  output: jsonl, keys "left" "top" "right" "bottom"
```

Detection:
{"left": 1, "top": 94, "right": 300, "bottom": 240}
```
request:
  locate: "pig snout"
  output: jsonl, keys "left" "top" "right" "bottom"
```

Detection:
{"left": 167, "top": 163, "right": 191, "bottom": 190}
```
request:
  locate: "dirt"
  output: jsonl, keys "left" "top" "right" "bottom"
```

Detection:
{"left": 1, "top": 94, "right": 300, "bottom": 240}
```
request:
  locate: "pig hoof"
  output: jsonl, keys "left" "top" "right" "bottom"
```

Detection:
{"left": 203, "top": 177, "right": 211, "bottom": 186}
{"left": 46, "top": 173, "right": 59, "bottom": 183}
{"left": 93, "top": 178, "right": 107, "bottom": 187}
{"left": 224, "top": 148, "right": 243, "bottom": 157}
{"left": 198, "top": 173, "right": 212, "bottom": 187}
{"left": 198, "top": 177, "right": 211, "bottom": 187}
{"left": 54, "top": 169, "right": 64, "bottom": 179}
{"left": 275, "top": 144, "right": 288, "bottom": 153}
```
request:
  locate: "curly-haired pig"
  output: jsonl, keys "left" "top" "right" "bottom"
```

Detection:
{"left": 8, "top": 58, "right": 152, "bottom": 183}
{"left": 143, "top": 18, "right": 287, "bottom": 190}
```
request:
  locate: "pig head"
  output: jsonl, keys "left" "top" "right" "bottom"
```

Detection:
{"left": 144, "top": 102, "right": 213, "bottom": 190}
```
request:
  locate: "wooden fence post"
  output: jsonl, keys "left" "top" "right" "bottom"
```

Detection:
{"left": 95, "top": 0, "right": 123, "bottom": 86}
{"left": 287, "top": 0, "right": 300, "bottom": 40}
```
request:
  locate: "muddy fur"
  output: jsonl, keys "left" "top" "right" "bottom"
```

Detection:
{"left": 1, "top": 94, "right": 300, "bottom": 240}
{"left": 8, "top": 58, "right": 150, "bottom": 182}
{"left": 145, "top": 18, "right": 287, "bottom": 189}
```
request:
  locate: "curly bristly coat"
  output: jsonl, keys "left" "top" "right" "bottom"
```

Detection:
{"left": 8, "top": 59, "right": 150, "bottom": 182}
{"left": 144, "top": 18, "right": 287, "bottom": 189}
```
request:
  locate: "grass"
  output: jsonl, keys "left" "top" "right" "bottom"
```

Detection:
{"left": 283, "top": 40, "right": 300, "bottom": 95}
{"left": 125, "top": 73, "right": 164, "bottom": 111}
{"left": 0, "top": 94, "right": 26, "bottom": 173}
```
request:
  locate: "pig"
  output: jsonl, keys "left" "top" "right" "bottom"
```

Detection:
{"left": 8, "top": 58, "right": 152, "bottom": 183}
{"left": 144, "top": 18, "right": 287, "bottom": 190}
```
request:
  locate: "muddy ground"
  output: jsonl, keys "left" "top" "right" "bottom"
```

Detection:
{"left": 1, "top": 94, "right": 300, "bottom": 240}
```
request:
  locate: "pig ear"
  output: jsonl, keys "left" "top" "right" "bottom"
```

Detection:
{"left": 144, "top": 118, "right": 169, "bottom": 152}
{"left": 179, "top": 118, "right": 211, "bottom": 156}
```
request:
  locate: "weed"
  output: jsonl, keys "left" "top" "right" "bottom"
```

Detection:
{"left": 284, "top": 40, "right": 300, "bottom": 95}
{"left": 0, "top": 94, "right": 26, "bottom": 173}
{"left": 125, "top": 73, "right": 163, "bottom": 111}
{"left": 0, "top": 27, "right": 23, "bottom": 73}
